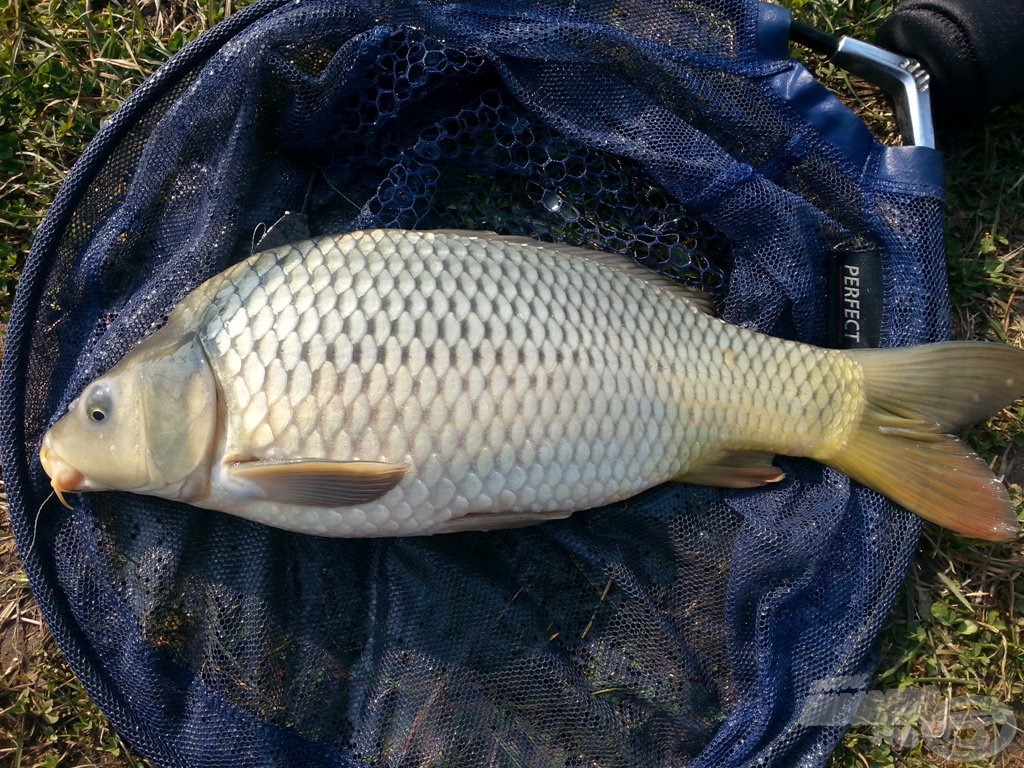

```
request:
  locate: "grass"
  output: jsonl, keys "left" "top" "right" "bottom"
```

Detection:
{"left": 0, "top": 0, "right": 216, "bottom": 320}
{"left": 1, "top": 0, "right": 1023, "bottom": 767}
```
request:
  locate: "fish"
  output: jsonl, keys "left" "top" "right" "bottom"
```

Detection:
{"left": 38, "top": 229, "right": 1023, "bottom": 540}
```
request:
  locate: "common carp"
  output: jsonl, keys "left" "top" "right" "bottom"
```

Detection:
{"left": 39, "top": 230, "right": 1023, "bottom": 540}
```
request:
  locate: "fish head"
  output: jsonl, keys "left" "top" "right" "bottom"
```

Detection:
{"left": 40, "top": 330, "right": 218, "bottom": 505}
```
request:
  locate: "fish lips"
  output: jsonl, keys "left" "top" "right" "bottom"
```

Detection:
{"left": 39, "top": 435, "right": 104, "bottom": 502}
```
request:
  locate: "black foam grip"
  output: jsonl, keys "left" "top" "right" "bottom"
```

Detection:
{"left": 876, "top": 0, "right": 1024, "bottom": 120}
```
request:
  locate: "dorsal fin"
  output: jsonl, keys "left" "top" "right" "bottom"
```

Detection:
{"left": 422, "top": 229, "right": 715, "bottom": 314}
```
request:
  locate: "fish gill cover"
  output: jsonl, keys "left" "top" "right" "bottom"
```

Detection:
{"left": 0, "top": 0, "right": 947, "bottom": 766}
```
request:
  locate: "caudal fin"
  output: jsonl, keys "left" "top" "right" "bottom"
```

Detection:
{"left": 825, "top": 342, "right": 1024, "bottom": 542}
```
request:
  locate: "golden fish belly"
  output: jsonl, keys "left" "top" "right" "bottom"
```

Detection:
{"left": 183, "top": 230, "right": 858, "bottom": 536}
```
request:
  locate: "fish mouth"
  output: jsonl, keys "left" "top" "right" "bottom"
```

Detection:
{"left": 39, "top": 436, "right": 85, "bottom": 510}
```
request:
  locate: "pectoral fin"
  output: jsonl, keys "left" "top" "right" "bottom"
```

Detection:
{"left": 673, "top": 451, "right": 785, "bottom": 489}
{"left": 228, "top": 459, "right": 407, "bottom": 507}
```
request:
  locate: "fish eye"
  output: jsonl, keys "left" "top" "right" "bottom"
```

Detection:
{"left": 84, "top": 385, "right": 113, "bottom": 424}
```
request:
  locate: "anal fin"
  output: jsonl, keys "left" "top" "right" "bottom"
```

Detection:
{"left": 673, "top": 451, "right": 785, "bottom": 489}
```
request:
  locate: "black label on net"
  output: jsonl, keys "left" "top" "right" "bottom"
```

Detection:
{"left": 828, "top": 248, "right": 883, "bottom": 348}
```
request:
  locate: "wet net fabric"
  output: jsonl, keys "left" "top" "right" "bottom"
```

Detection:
{"left": 1, "top": 1, "right": 948, "bottom": 766}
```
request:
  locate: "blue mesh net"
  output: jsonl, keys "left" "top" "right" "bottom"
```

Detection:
{"left": 1, "top": 1, "right": 948, "bottom": 766}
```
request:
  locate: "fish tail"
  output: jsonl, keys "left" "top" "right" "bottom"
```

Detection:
{"left": 823, "top": 342, "right": 1024, "bottom": 541}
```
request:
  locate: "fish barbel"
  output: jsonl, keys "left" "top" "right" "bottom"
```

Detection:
{"left": 39, "top": 230, "right": 1023, "bottom": 539}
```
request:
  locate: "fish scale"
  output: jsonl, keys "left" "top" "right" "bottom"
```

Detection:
{"left": 183, "top": 230, "right": 851, "bottom": 536}
{"left": 41, "top": 229, "right": 1024, "bottom": 542}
